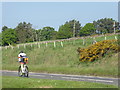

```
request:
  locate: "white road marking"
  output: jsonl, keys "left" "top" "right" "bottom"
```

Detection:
{"left": 87, "top": 79, "right": 114, "bottom": 83}
{"left": 61, "top": 77, "right": 113, "bottom": 83}
{"left": 30, "top": 75, "right": 45, "bottom": 77}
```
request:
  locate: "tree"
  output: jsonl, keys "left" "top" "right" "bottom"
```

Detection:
{"left": 2, "top": 28, "right": 17, "bottom": 46}
{"left": 66, "top": 19, "right": 81, "bottom": 37}
{"left": 15, "top": 22, "right": 33, "bottom": 43}
{"left": 40, "top": 27, "right": 56, "bottom": 41}
{"left": 35, "top": 29, "right": 42, "bottom": 41}
{"left": 57, "top": 24, "right": 72, "bottom": 39}
{"left": 2, "top": 26, "right": 8, "bottom": 32}
{"left": 0, "top": 33, "right": 2, "bottom": 46}
{"left": 93, "top": 18, "right": 119, "bottom": 34}
{"left": 80, "top": 23, "right": 96, "bottom": 36}
{"left": 52, "top": 31, "right": 58, "bottom": 40}
{"left": 57, "top": 19, "right": 81, "bottom": 39}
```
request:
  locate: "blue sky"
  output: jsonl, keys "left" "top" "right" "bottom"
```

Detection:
{"left": 1, "top": 2, "right": 118, "bottom": 31}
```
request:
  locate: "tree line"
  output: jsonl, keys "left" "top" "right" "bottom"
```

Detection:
{"left": 0, "top": 18, "right": 119, "bottom": 46}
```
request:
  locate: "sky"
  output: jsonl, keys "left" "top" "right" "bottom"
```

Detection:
{"left": 1, "top": 1, "right": 118, "bottom": 31}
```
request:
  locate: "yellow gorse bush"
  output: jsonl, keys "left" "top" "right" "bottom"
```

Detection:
{"left": 77, "top": 39, "right": 120, "bottom": 62}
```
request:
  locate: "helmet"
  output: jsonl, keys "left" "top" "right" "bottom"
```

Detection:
{"left": 19, "top": 51, "right": 24, "bottom": 53}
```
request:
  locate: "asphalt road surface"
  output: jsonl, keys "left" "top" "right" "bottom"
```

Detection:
{"left": 1, "top": 70, "right": 119, "bottom": 87}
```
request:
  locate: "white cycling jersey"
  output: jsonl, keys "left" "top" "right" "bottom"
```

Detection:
{"left": 18, "top": 53, "right": 26, "bottom": 61}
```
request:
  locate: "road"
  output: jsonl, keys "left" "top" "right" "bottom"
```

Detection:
{"left": 1, "top": 70, "right": 119, "bottom": 86}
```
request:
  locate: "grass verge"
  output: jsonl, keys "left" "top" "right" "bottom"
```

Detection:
{"left": 2, "top": 52, "right": 118, "bottom": 78}
{"left": 2, "top": 76, "right": 117, "bottom": 88}
{"left": 2, "top": 34, "right": 119, "bottom": 77}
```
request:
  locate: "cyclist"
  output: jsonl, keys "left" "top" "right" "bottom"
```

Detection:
{"left": 18, "top": 51, "right": 28, "bottom": 74}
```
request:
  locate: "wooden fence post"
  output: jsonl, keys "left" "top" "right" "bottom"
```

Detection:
{"left": 115, "top": 36, "right": 117, "bottom": 40}
{"left": 5, "top": 46, "right": 7, "bottom": 49}
{"left": 92, "top": 37, "right": 97, "bottom": 44}
{"left": 46, "top": 43, "right": 48, "bottom": 47}
{"left": 38, "top": 43, "right": 40, "bottom": 48}
{"left": 11, "top": 46, "right": 13, "bottom": 49}
{"left": 17, "top": 45, "right": 19, "bottom": 49}
{"left": 24, "top": 44, "right": 26, "bottom": 49}
{"left": 83, "top": 39, "right": 85, "bottom": 45}
{"left": 105, "top": 36, "right": 107, "bottom": 40}
{"left": 61, "top": 41, "right": 63, "bottom": 47}
{"left": 31, "top": 44, "right": 32, "bottom": 47}
{"left": 54, "top": 42, "right": 56, "bottom": 48}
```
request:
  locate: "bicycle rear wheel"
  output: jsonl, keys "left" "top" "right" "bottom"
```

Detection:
{"left": 24, "top": 65, "right": 29, "bottom": 77}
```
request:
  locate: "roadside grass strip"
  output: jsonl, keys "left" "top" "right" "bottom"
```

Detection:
{"left": 2, "top": 76, "right": 117, "bottom": 88}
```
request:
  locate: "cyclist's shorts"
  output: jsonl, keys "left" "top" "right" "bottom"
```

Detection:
{"left": 19, "top": 62, "right": 25, "bottom": 64}
{"left": 19, "top": 61, "right": 26, "bottom": 64}
{"left": 19, "top": 58, "right": 27, "bottom": 64}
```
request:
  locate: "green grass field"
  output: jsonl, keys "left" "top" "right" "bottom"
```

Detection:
{"left": 1, "top": 34, "right": 119, "bottom": 77}
{"left": 2, "top": 76, "right": 117, "bottom": 88}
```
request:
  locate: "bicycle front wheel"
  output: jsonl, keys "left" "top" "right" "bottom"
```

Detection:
{"left": 24, "top": 65, "right": 29, "bottom": 77}
{"left": 18, "top": 66, "right": 23, "bottom": 77}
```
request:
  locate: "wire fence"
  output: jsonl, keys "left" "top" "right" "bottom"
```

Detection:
{"left": 1, "top": 33, "right": 119, "bottom": 50}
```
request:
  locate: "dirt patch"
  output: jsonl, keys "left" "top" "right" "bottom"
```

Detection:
{"left": 39, "top": 86, "right": 53, "bottom": 88}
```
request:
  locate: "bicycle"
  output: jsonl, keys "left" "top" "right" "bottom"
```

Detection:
{"left": 18, "top": 57, "right": 29, "bottom": 77}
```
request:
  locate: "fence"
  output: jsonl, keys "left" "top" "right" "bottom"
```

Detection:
{"left": 1, "top": 33, "right": 119, "bottom": 50}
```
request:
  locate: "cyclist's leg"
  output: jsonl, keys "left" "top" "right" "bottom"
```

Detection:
{"left": 20, "top": 63, "right": 24, "bottom": 73}
{"left": 20, "top": 58, "right": 25, "bottom": 73}
{"left": 18, "top": 65, "right": 22, "bottom": 76}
